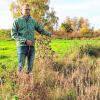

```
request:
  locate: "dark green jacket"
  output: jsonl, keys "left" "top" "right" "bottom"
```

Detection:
{"left": 11, "top": 16, "right": 52, "bottom": 46}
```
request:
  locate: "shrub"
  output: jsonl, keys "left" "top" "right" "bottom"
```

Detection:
{"left": 78, "top": 44, "right": 100, "bottom": 58}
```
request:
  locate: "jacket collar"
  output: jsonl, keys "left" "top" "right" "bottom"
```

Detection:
{"left": 22, "top": 15, "right": 32, "bottom": 22}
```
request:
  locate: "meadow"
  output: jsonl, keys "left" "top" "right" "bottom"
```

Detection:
{"left": 0, "top": 39, "right": 100, "bottom": 63}
{"left": 0, "top": 37, "right": 100, "bottom": 99}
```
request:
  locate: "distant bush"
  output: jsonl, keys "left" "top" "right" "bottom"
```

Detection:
{"left": 0, "top": 29, "right": 11, "bottom": 39}
{"left": 53, "top": 31, "right": 100, "bottom": 39}
{"left": 79, "top": 44, "right": 100, "bottom": 58}
{"left": 80, "top": 27, "right": 90, "bottom": 34}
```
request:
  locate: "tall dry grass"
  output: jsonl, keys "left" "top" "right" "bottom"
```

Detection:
{"left": 0, "top": 37, "right": 100, "bottom": 100}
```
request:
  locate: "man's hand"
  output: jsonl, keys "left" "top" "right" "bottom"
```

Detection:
{"left": 26, "top": 40, "right": 33, "bottom": 46}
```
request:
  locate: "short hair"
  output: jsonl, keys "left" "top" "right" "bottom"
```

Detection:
{"left": 21, "top": 3, "right": 30, "bottom": 9}
{"left": 22, "top": 3, "right": 29, "bottom": 7}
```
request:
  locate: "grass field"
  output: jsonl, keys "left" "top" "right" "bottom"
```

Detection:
{"left": 0, "top": 40, "right": 17, "bottom": 71}
{"left": 0, "top": 38, "right": 100, "bottom": 68}
{"left": 50, "top": 39, "right": 100, "bottom": 57}
{"left": 0, "top": 38, "right": 100, "bottom": 99}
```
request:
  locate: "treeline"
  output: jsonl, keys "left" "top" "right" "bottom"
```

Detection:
{"left": 1, "top": 16, "right": 100, "bottom": 39}
{"left": 10, "top": 0, "right": 58, "bottom": 32}
{"left": 53, "top": 17, "right": 100, "bottom": 39}
{"left": 0, "top": 0, "right": 100, "bottom": 39}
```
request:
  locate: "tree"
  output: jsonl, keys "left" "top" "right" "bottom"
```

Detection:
{"left": 43, "top": 8, "right": 59, "bottom": 31}
{"left": 10, "top": 0, "right": 58, "bottom": 31}
{"left": 60, "top": 17, "right": 90, "bottom": 33}
{"left": 78, "top": 17, "right": 89, "bottom": 31}
{"left": 71, "top": 17, "right": 78, "bottom": 31}
{"left": 60, "top": 23, "right": 73, "bottom": 33}
{"left": 59, "top": 17, "right": 73, "bottom": 32}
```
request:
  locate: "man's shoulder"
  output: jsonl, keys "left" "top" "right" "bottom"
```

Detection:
{"left": 13, "top": 16, "right": 37, "bottom": 24}
{"left": 30, "top": 16, "right": 36, "bottom": 22}
{"left": 13, "top": 16, "right": 22, "bottom": 22}
{"left": 29, "top": 17, "right": 38, "bottom": 25}
{"left": 17, "top": 16, "right": 24, "bottom": 20}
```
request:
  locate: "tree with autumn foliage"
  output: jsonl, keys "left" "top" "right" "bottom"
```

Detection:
{"left": 60, "top": 17, "right": 90, "bottom": 33}
{"left": 10, "top": 0, "right": 58, "bottom": 31}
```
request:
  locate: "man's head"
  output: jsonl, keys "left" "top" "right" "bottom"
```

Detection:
{"left": 21, "top": 3, "right": 30, "bottom": 16}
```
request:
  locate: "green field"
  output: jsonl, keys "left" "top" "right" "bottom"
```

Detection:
{"left": 0, "top": 38, "right": 100, "bottom": 99}
{"left": 0, "top": 40, "right": 17, "bottom": 71}
{"left": 51, "top": 39, "right": 100, "bottom": 56}
{"left": 0, "top": 39, "right": 100, "bottom": 67}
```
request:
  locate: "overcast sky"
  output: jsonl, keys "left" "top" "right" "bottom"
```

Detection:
{"left": 0, "top": 0, "right": 100, "bottom": 29}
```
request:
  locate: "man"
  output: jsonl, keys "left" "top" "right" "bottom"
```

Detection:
{"left": 11, "top": 4, "right": 52, "bottom": 74}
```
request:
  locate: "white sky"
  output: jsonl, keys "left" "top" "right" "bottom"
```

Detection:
{"left": 0, "top": 0, "right": 13, "bottom": 29}
{"left": 0, "top": 0, "right": 100, "bottom": 29}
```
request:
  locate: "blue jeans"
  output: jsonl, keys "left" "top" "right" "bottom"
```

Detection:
{"left": 17, "top": 46, "right": 35, "bottom": 73}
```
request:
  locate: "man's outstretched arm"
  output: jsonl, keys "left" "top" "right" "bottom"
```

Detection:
{"left": 35, "top": 21, "right": 52, "bottom": 37}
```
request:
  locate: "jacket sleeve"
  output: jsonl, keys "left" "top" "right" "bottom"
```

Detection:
{"left": 35, "top": 21, "right": 52, "bottom": 37}
{"left": 11, "top": 19, "right": 26, "bottom": 43}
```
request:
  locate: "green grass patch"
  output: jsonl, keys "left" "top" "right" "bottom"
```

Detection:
{"left": 51, "top": 39, "right": 100, "bottom": 57}
{"left": 0, "top": 39, "right": 100, "bottom": 69}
